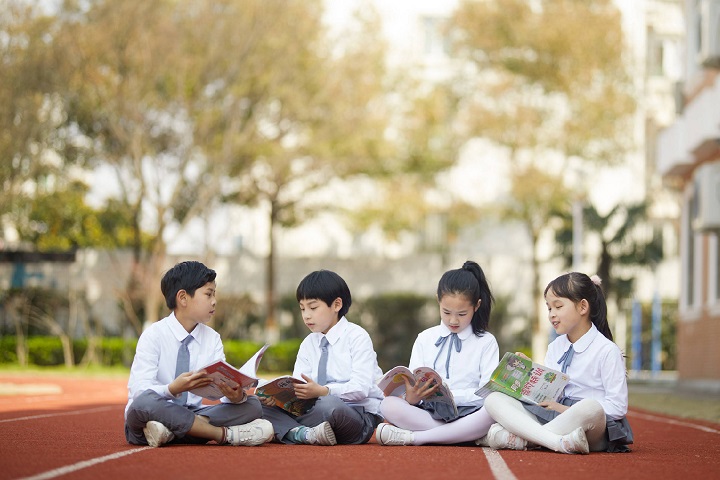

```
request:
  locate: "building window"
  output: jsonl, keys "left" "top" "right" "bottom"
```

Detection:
{"left": 648, "top": 33, "right": 682, "bottom": 78}
{"left": 711, "top": 233, "right": 720, "bottom": 306}
{"left": 682, "top": 183, "right": 701, "bottom": 314}
{"left": 648, "top": 34, "right": 666, "bottom": 77}
{"left": 422, "top": 16, "right": 450, "bottom": 57}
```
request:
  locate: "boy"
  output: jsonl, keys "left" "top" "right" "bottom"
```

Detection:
{"left": 260, "top": 269, "right": 384, "bottom": 445}
{"left": 124, "top": 261, "right": 273, "bottom": 447}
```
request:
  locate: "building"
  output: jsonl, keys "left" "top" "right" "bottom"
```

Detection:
{"left": 656, "top": 0, "right": 720, "bottom": 391}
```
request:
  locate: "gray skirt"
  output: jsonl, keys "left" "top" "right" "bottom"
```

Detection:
{"left": 523, "top": 396, "right": 633, "bottom": 453}
{"left": 420, "top": 400, "right": 483, "bottom": 423}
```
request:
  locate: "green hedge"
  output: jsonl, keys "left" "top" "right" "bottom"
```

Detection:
{"left": 0, "top": 335, "right": 300, "bottom": 372}
{"left": 223, "top": 338, "right": 300, "bottom": 373}
{"left": 0, "top": 336, "right": 139, "bottom": 366}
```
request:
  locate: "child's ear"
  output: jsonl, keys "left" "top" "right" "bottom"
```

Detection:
{"left": 176, "top": 290, "right": 187, "bottom": 307}
{"left": 578, "top": 299, "right": 589, "bottom": 315}
{"left": 333, "top": 298, "right": 342, "bottom": 313}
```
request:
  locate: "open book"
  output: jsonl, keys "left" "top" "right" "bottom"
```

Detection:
{"left": 254, "top": 376, "right": 317, "bottom": 416}
{"left": 474, "top": 352, "right": 569, "bottom": 405}
{"left": 190, "top": 344, "right": 270, "bottom": 401}
{"left": 377, "top": 366, "right": 457, "bottom": 416}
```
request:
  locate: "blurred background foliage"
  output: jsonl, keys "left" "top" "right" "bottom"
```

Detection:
{"left": 0, "top": 0, "right": 672, "bottom": 372}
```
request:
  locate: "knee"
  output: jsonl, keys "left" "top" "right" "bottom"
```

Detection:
{"left": 575, "top": 399, "right": 605, "bottom": 420}
{"left": 313, "top": 394, "right": 345, "bottom": 416}
{"left": 243, "top": 395, "right": 263, "bottom": 416}
{"left": 482, "top": 392, "right": 505, "bottom": 414}
{"left": 130, "top": 389, "right": 163, "bottom": 412}
{"left": 379, "top": 396, "right": 405, "bottom": 420}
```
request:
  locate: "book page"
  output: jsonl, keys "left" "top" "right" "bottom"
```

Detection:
{"left": 377, "top": 366, "right": 414, "bottom": 397}
{"left": 238, "top": 344, "right": 270, "bottom": 381}
{"left": 191, "top": 360, "right": 258, "bottom": 400}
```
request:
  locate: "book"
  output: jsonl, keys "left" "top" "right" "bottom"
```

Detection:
{"left": 254, "top": 376, "right": 317, "bottom": 416}
{"left": 377, "top": 365, "right": 458, "bottom": 416}
{"left": 474, "top": 352, "right": 570, "bottom": 405}
{"left": 190, "top": 344, "right": 270, "bottom": 401}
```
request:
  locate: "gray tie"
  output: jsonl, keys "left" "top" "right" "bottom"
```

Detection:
{"left": 174, "top": 335, "right": 193, "bottom": 405}
{"left": 317, "top": 337, "right": 329, "bottom": 385}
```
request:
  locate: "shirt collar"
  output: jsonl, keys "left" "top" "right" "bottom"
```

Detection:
{"left": 561, "top": 323, "right": 599, "bottom": 353}
{"left": 573, "top": 323, "right": 599, "bottom": 353}
{"left": 319, "top": 316, "right": 348, "bottom": 346}
{"left": 168, "top": 312, "right": 199, "bottom": 343}
{"left": 437, "top": 321, "right": 473, "bottom": 341}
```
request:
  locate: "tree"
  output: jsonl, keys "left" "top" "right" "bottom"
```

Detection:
{"left": 344, "top": 80, "right": 469, "bottom": 258}
{"left": 448, "top": 0, "right": 635, "bottom": 359}
{"left": 55, "top": 0, "right": 221, "bottom": 334}
{"left": 554, "top": 201, "right": 664, "bottom": 304}
{"left": 0, "top": 2, "right": 75, "bottom": 246}
{"left": 184, "top": 1, "right": 397, "bottom": 341}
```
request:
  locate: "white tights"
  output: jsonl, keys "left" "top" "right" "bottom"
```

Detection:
{"left": 483, "top": 392, "right": 608, "bottom": 452}
{"left": 379, "top": 396, "right": 495, "bottom": 445}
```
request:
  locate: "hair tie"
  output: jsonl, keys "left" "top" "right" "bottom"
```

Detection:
{"left": 590, "top": 275, "right": 602, "bottom": 286}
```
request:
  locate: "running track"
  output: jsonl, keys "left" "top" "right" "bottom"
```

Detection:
{"left": 0, "top": 375, "right": 718, "bottom": 480}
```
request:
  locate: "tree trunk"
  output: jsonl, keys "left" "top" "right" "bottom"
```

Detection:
{"left": 264, "top": 201, "right": 279, "bottom": 344}
{"left": 529, "top": 230, "right": 548, "bottom": 362}
{"left": 143, "top": 242, "right": 166, "bottom": 328}
{"left": 60, "top": 334, "right": 74, "bottom": 368}
{"left": 10, "top": 299, "right": 28, "bottom": 367}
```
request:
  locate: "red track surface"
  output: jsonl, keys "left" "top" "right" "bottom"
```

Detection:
{"left": 1, "top": 375, "right": 718, "bottom": 480}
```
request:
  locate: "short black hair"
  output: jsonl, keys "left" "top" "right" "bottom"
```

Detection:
{"left": 296, "top": 270, "right": 352, "bottom": 318}
{"left": 161, "top": 261, "right": 216, "bottom": 310}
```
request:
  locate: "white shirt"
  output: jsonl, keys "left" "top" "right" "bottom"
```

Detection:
{"left": 409, "top": 322, "right": 499, "bottom": 407}
{"left": 293, "top": 316, "right": 384, "bottom": 415}
{"left": 546, "top": 323, "right": 628, "bottom": 419}
{"left": 125, "top": 312, "right": 227, "bottom": 418}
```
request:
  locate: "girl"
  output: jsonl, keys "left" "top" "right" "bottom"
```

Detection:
{"left": 480, "top": 272, "right": 633, "bottom": 454}
{"left": 376, "top": 260, "right": 499, "bottom": 446}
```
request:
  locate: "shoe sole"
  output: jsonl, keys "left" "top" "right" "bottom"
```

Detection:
{"left": 143, "top": 421, "right": 173, "bottom": 447}
{"left": 315, "top": 421, "right": 337, "bottom": 446}
{"left": 574, "top": 428, "right": 589, "bottom": 454}
{"left": 561, "top": 428, "right": 590, "bottom": 454}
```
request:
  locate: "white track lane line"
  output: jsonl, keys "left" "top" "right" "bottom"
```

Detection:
{"left": 0, "top": 405, "right": 117, "bottom": 423}
{"left": 16, "top": 448, "right": 151, "bottom": 480}
{"left": 482, "top": 447, "right": 518, "bottom": 480}
{"left": 628, "top": 411, "right": 720, "bottom": 434}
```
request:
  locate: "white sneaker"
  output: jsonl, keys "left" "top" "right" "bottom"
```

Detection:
{"left": 304, "top": 421, "right": 337, "bottom": 446}
{"left": 376, "top": 423, "right": 414, "bottom": 446}
{"left": 560, "top": 427, "right": 589, "bottom": 454}
{"left": 143, "top": 421, "right": 175, "bottom": 447}
{"left": 486, "top": 423, "right": 527, "bottom": 450}
{"left": 474, "top": 435, "right": 489, "bottom": 447}
{"left": 225, "top": 419, "right": 274, "bottom": 446}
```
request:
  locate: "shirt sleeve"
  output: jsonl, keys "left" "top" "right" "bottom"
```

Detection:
{"left": 292, "top": 337, "right": 314, "bottom": 380}
{"left": 326, "top": 331, "right": 380, "bottom": 402}
{"left": 597, "top": 346, "right": 629, "bottom": 419}
{"left": 127, "top": 331, "right": 174, "bottom": 401}
{"left": 407, "top": 335, "right": 424, "bottom": 371}
{"left": 213, "top": 336, "right": 246, "bottom": 404}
